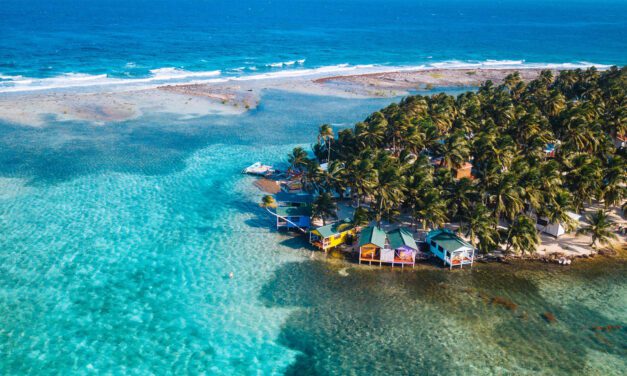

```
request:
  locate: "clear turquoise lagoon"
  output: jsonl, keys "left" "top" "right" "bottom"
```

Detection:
{"left": 1, "top": 89, "right": 625, "bottom": 375}
{"left": 0, "top": 0, "right": 626, "bottom": 374}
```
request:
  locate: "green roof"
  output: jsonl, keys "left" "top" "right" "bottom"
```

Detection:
{"left": 276, "top": 206, "right": 311, "bottom": 217}
{"left": 388, "top": 228, "right": 418, "bottom": 250}
{"left": 313, "top": 219, "right": 353, "bottom": 238}
{"left": 274, "top": 192, "right": 314, "bottom": 204}
{"left": 427, "top": 229, "right": 472, "bottom": 252}
{"left": 359, "top": 226, "right": 387, "bottom": 248}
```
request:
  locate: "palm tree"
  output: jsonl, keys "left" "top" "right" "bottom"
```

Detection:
{"left": 260, "top": 195, "right": 277, "bottom": 210}
{"left": 564, "top": 153, "right": 603, "bottom": 211}
{"left": 577, "top": 210, "right": 617, "bottom": 248}
{"left": 544, "top": 90, "right": 566, "bottom": 118}
{"left": 287, "top": 147, "right": 309, "bottom": 173}
{"left": 600, "top": 155, "right": 627, "bottom": 208}
{"left": 345, "top": 157, "right": 377, "bottom": 207}
{"left": 440, "top": 132, "right": 470, "bottom": 170}
{"left": 412, "top": 188, "right": 448, "bottom": 231}
{"left": 302, "top": 159, "right": 322, "bottom": 193}
{"left": 505, "top": 215, "right": 540, "bottom": 255}
{"left": 311, "top": 192, "right": 337, "bottom": 226}
{"left": 539, "top": 189, "right": 576, "bottom": 233}
{"left": 318, "top": 160, "right": 345, "bottom": 196}
{"left": 356, "top": 118, "right": 386, "bottom": 149}
{"left": 372, "top": 165, "right": 404, "bottom": 225}
{"left": 339, "top": 206, "right": 371, "bottom": 232}
{"left": 489, "top": 172, "right": 524, "bottom": 225}
{"left": 449, "top": 177, "right": 477, "bottom": 224}
{"left": 318, "top": 124, "right": 334, "bottom": 163}
{"left": 465, "top": 203, "right": 499, "bottom": 253}
{"left": 386, "top": 112, "right": 410, "bottom": 154}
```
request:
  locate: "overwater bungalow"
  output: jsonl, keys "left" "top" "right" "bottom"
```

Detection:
{"left": 426, "top": 229, "right": 475, "bottom": 269}
{"left": 358, "top": 226, "right": 387, "bottom": 265}
{"left": 275, "top": 206, "right": 311, "bottom": 231}
{"left": 387, "top": 228, "right": 419, "bottom": 267}
{"left": 358, "top": 226, "right": 418, "bottom": 267}
{"left": 309, "top": 219, "right": 356, "bottom": 252}
{"left": 274, "top": 192, "right": 313, "bottom": 207}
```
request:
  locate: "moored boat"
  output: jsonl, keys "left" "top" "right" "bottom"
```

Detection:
{"left": 242, "top": 162, "right": 274, "bottom": 176}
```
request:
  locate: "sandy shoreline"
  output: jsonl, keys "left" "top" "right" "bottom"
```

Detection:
{"left": 0, "top": 67, "right": 566, "bottom": 126}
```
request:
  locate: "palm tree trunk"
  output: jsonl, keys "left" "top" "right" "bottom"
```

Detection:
{"left": 327, "top": 140, "right": 331, "bottom": 163}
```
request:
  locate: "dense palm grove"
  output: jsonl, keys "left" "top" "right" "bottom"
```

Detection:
{"left": 288, "top": 67, "right": 626, "bottom": 255}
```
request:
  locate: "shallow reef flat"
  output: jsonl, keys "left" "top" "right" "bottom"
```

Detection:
{"left": 0, "top": 67, "right": 566, "bottom": 127}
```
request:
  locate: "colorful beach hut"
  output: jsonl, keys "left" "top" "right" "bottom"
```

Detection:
{"left": 387, "top": 227, "right": 419, "bottom": 267}
{"left": 309, "top": 219, "right": 356, "bottom": 252}
{"left": 358, "top": 226, "right": 387, "bottom": 265}
{"left": 275, "top": 206, "right": 311, "bottom": 231}
{"left": 274, "top": 192, "right": 313, "bottom": 207}
{"left": 426, "top": 229, "right": 474, "bottom": 269}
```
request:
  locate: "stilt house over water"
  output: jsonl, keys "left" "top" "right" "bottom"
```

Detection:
{"left": 309, "top": 219, "right": 356, "bottom": 252}
{"left": 358, "top": 226, "right": 419, "bottom": 267}
{"left": 425, "top": 229, "right": 475, "bottom": 269}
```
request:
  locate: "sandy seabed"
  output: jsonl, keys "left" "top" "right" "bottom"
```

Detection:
{"left": 0, "top": 67, "right": 555, "bottom": 127}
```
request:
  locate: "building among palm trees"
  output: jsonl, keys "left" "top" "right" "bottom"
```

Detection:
{"left": 453, "top": 161, "right": 474, "bottom": 179}
{"left": 544, "top": 143, "right": 557, "bottom": 158}
{"left": 426, "top": 229, "right": 475, "bottom": 269}
{"left": 526, "top": 209, "right": 581, "bottom": 237}
{"left": 613, "top": 133, "right": 626, "bottom": 149}
{"left": 431, "top": 158, "right": 474, "bottom": 179}
{"left": 309, "top": 219, "right": 356, "bottom": 252}
{"left": 358, "top": 226, "right": 419, "bottom": 267}
{"left": 274, "top": 192, "right": 313, "bottom": 207}
{"left": 358, "top": 226, "right": 387, "bottom": 265}
{"left": 275, "top": 206, "right": 311, "bottom": 231}
{"left": 387, "top": 228, "right": 419, "bottom": 267}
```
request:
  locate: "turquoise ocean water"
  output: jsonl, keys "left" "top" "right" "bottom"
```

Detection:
{"left": 0, "top": 0, "right": 626, "bottom": 374}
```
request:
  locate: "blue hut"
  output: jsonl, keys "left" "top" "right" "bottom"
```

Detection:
{"left": 426, "top": 229, "right": 475, "bottom": 269}
{"left": 275, "top": 206, "right": 311, "bottom": 231}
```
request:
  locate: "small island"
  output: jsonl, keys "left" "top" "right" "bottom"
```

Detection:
{"left": 260, "top": 66, "right": 626, "bottom": 266}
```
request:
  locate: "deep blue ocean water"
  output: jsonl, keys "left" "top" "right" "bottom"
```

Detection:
{"left": 0, "top": 0, "right": 626, "bottom": 88}
{"left": 0, "top": 1, "right": 626, "bottom": 374}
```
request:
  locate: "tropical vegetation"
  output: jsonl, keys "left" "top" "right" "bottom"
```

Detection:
{"left": 289, "top": 67, "right": 626, "bottom": 254}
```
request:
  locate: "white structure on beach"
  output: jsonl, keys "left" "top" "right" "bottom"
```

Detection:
{"left": 527, "top": 211, "right": 581, "bottom": 238}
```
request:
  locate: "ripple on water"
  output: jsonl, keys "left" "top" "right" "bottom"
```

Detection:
{"left": 0, "top": 144, "right": 306, "bottom": 374}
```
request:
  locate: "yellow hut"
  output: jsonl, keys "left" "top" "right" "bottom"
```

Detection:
{"left": 309, "top": 219, "right": 356, "bottom": 252}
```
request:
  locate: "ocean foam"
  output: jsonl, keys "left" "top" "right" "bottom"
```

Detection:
{"left": 0, "top": 69, "right": 222, "bottom": 93}
{"left": 265, "top": 59, "right": 306, "bottom": 68}
{"left": 0, "top": 60, "right": 612, "bottom": 94}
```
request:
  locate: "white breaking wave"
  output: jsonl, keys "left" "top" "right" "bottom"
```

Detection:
{"left": 265, "top": 59, "right": 306, "bottom": 68}
{"left": 0, "top": 68, "right": 222, "bottom": 93}
{"left": 426, "top": 59, "right": 612, "bottom": 70}
{"left": 0, "top": 60, "right": 612, "bottom": 94}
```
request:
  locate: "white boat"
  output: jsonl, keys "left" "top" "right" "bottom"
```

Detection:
{"left": 242, "top": 162, "right": 274, "bottom": 176}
